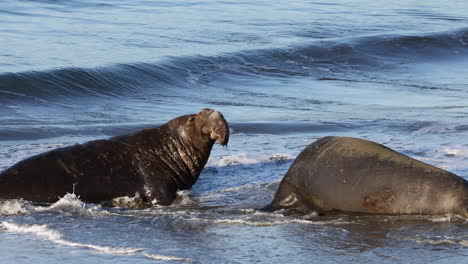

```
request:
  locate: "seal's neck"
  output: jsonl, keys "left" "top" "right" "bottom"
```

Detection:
{"left": 170, "top": 130, "right": 214, "bottom": 189}
{"left": 127, "top": 121, "right": 214, "bottom": 190}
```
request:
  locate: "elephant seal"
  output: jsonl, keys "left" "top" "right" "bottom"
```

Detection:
{"left": 0, "top": 108, "right": 229, "bottom": 206}
{"left": 268, "top": 136, "right": 468, "bottom": 217}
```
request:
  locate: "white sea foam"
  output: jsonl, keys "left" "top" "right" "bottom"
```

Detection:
{"left": 213, "top": 182, "right": 271, "bottom": 193}
{"left": 207, "top": 153, "right": 292, "bottom": 167}
{"left": 34, "top": 193, "right": 107, "bottom": 216}
{"left": 429, "top": 214, "right": 467, "bottom": 222}
{"left": 0, "top": 221, "right": 144, "bottom": 255}
{"left": 47, "top": 193, "right": 86, "bottom": 210}
{"left": 211, "top": 218, "right": 313, "bottom": 226}
{"left": 109, "top": 193, "right": 150, "bottom": 209}
{"left": 0, "top": 200, "right": 28, "bottom": 215}
{"left": 198, "top": 181, "right": 278, "bottom": 202}
{"left": 170, "top": 190, "right": 195, "bottom": 206}
{"left": 143, "top": 253, "right": 191, "bottom": 261}
{"left": 240, "top": 209, "right": 287, "bottom": 218}
{"left": 399, "top": 236, "right": 468, "bottom": 247}
{"left": 186, "top": 216, "right": 350, "bottom": 227}
{"left": 439, "top": 146, "right": 468, "bottom": 157}
{"left": 415, "top": 144, "right": 468, "bottom": 173}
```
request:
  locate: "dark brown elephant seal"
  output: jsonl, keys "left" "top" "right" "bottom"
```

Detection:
{"left": 0, "top": 108, "right": 229, "bottom": 206}
{"left": 268, "top": 136, "right": 468, "bottom": 217}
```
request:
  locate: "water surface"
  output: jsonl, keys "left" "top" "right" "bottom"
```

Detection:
{"left": 1, "top": 0, "right": 468, "bottom": 263}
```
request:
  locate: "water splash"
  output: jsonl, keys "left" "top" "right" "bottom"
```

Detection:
{"left": 0, "top": 199, "right": 28, "bottom": 215}
{"left": 34, "top": 193, "right": 106, "bottom": 216}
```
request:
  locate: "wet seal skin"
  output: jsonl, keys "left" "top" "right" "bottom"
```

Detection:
{"left": 0, "top": 109, "right": 229, "bottom": 206}
{"left": 267, "top": 136, "right": 468, "bottom": 217}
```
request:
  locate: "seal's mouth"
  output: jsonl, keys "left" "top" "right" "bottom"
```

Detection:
{"left": 219, "top": 139, "right": 228, "bottom": 147}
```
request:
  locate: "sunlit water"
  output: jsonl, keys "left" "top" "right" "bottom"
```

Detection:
{"left": 1, "top": 0, "right": 468, "bottom": 263}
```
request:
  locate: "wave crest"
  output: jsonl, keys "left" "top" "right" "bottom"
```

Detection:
{"left": 2, "top": 28, "right": 467, "bottom": 103}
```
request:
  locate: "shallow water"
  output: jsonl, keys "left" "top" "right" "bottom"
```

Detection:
{"left": 1, "top": 0, "right": 468, "bottom": 263}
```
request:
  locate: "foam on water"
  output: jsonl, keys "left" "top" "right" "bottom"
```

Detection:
{"left": 417, "top": 144, "right": 468, "bottom": 175}
{"left": 194, "top": 181, "right": 278, "bottom": 208}
{"left": 430, "top": 214, "right": 468, "bottom": 223}
{"left": 46, "top": 193, "right": 86, "bottom": 210}
{"left": 0, "top": 221, "right": 144, "bottom": 255}
{"left": 207, "top": 217, "right": 351, "bottom": 227}
{"left": 208, "top": 182, "right": 278, "bottom": 194}
{"left": 207, "top": 153, "right": 292, "bottom": 167}
{"left": 176, "top": 208, "right": 350, "bottom": 227}
{"left": 33, "top": 193, "right": 111, "bottom": 217}
{"left": 0, "top": 200, "right": 28, "bottom": 215}
{"left": 392, "top": 235, "right": 468, "bottom": 248}
{"left": 174, "top": 190, "right": 197, "bottom": 206}
{"left": 386, "top": 215, "right": 468, "bottom": 248}
{"left": 108, "top": 193, "right": 149, "bottom": 209}
{"left": 143, "top": 253, "right": 192, "bottom": 262}
{"left": 438, "top": 146, "right": 468, "bottom": 161}
{"left": 0, "top": 193, "right": 100, "bottom": 216}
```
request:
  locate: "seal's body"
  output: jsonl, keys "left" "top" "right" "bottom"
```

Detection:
{"left": 0, "top": 109, "right": 229, "bottom": 205}
{"left": 268, "top": 136, "right": 467, "bottom": 216}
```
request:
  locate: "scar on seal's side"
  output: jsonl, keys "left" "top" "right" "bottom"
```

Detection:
{"left": 0, "top": 108, "right": 229, "bottom": 206}
{"left": 267, "top": 136, "right": 468, "bottom": 217}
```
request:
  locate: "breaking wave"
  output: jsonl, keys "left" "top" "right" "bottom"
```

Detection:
{"left": 2, "top": 28, "right": 467, "bottom": 103}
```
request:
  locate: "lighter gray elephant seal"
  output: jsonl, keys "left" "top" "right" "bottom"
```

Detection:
{"left": 268, "top": 136, "right": 468, "bottom": 217}
{"left": 0, "top": 108, "right": 229, "bottom": 206}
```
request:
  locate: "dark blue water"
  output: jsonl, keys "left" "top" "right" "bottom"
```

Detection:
{"left": 1, "top": 0, "right": 468, "bottom": 263}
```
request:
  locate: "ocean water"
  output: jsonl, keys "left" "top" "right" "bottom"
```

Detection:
{"left": 1, "top": 0, "right": 468, "bottom": 263}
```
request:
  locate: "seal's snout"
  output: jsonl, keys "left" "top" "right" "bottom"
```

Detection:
{"left": 216, "top": 124, "right": 229, "bottom": 146}
{"left": 198, "top": 108, "right": 229, "bottom": 146}
{"left": 211, "top": 111, "right": 229, "bottom": 146}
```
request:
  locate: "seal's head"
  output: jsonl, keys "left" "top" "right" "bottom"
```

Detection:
{"left": 185, "top": 108, "right": 229, "bottom": 146}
